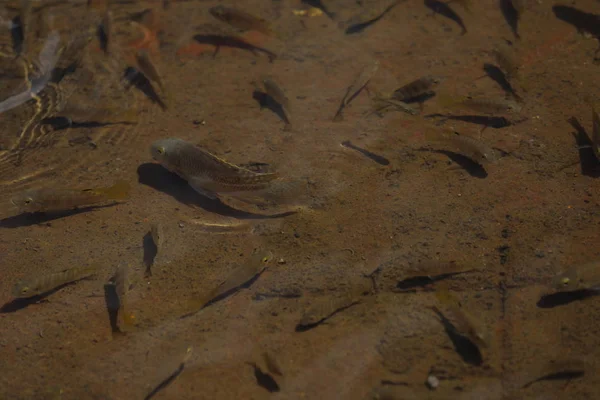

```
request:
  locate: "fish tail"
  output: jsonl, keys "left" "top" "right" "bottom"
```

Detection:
{"left": 99, "top": 180, "right": 131, "bottom": 200}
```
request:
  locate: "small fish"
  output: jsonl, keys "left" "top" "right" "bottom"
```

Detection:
{"left": 345, "top": 0, "right": 403, "bottom": 35}
{"left": 433, "top": 289, "right": 489, "bottom": 350}
{"left": 493, "top": 45, "right": 520, "bottom": 81}
{"left": 296, "top": 292, "right": 362, "bottom": 331}
{"left": 150, "top": 138, "right": 278, "bottom": 200}
{"left": 438, "top": 94, "right": 522, "bottom": 115}
{"left": 136, "top": 49, "right": 165, "bottom": 92}
{"left": 341, "top": 140, "right": 390, "bottom": 166}
{"left": 392, "top": 75, "right": 442, "bottom": 102}
{"left": 552, "top": 261, "right": 600, "bottom": 292}
{"left": 263, "top": 351, "right": 283, "bottom": 376}
{"left": 185, "top": 252, "right": 272, "bottom": 314}
{"left": 369, "top": 96, "right": 419, "bottom": 116}
{"left": 144, "top": 346, "right": 193, "bottom": 400}
{"left": 113, "top": 264, "right": 135, "bottom": 329}
{"left": 301, "top": 0, "right": 335, "bottom": 20}
{"left": 393, "top": 261, "right": 476, "bottom": 291}
{"left": 522, "top": 359, "right": 585, "bottom": 388}
{"left": 150, "top": 222, "right": 164, "bottom": 256}
{"left": 425, "top": 0, "right": 467, "bottom": 35}
{"left": 433, "top": 133, "right": 499, "bottom": 166}
{"left": 333, "top": 60, "right": 380, "bottom": 121}
{"left": 192, "top": 34, "right": 277, "bottom": 62}
{"left": 13, "top": 265, "right": 97, "bottom": 298}
{"left": 11, "top": 180, "right": 130, "bottom": 213}
{"left": 210, "top": 5, "right": 278, "bottom": 38}
{"left": 262, "top": 77, "right": 292, "bottom": 126}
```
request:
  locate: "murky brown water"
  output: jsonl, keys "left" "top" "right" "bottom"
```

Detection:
{"left": 1, "top": 0, "right": 600, "bottom": 399}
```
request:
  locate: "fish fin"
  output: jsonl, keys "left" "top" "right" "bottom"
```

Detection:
{"left": 99, "top": 180, "right": 131, "bottom": 200}
{"left": 188, "top": 178, "right": 219, "bottom": 199}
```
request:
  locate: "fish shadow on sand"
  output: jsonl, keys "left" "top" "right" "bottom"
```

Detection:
{"left": 0, "top": 205, "right": 116, "bottom": 229}
{"left": 0, "top": 283, "right": 76, "bottom": 313}
{"left": 103, "top": 283, "right": 121, "bottom": 334}
{"left": 499, "top": 0, "right": 520, "bottom": 39}
{"left": 553, "top": 5, "right": 600, "bottom": 60}
{"left": 425, "top": 113, "right": 512, "bottom": 129}
{"left": 567, "top": 117, "right": 600, "bottom": 178}
{"left": 124, "top": 67, "right": 167, "bottom": 111}
{"left": 537, "top": 289, "right": 600, "bottom": 308}
{"left": 252, "top": 90, "right": 289, "bottom": 125}
{"left": 418, "top": 148, "right": 488, "bottom": 178}
{"left": 247, "top": 362, "right": 280, "bottom": 393}
{"left": 137, "top": 163, "right": 295, "bottom": 219}
{"left": 483, "top": 63, "right": 519, "bottom": 99}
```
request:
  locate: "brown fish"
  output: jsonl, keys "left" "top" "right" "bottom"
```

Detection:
{"left": 114, "top": 264, "right": 135, "bottom": 329}
{"left": 11, "top": 180, "right": 130, "bottom": 213}
{"left": 434, "top": 133, "right": 499, "bottom": 166}
{"left": 521, "top": 359, "right": 585, "bottom": 388}
{"left": 433, "top": 289, "right": 489, "bottom": 350}
{"left": 150, "top": 138, "right": 278, "bottom": 200}
{"left": 263, "top": 351, "right": 283, "bottom": 376}
{"left": 392, "top": 75, "right": 442, "bottom": 102}
{"left": 552, "top": 260, "right": 600, "bottom": 292}
{"left": 184, "top": 251, "right": 272, "bottom": 314}
{"left": 262, "top": 77, "right": 292, "bottom": 126}
{"left": 333, "top": 60, "right": 380, "bottom": 121}
{"left": 210, "top": 5, "right": 278, "bottom": 37}
{"left": 13, "top": 264, "right": 97, "bottom": 298}
{"left": 136, "top": 49, "right": 165, "bottom": 92}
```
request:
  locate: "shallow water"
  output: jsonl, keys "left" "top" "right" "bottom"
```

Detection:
{"left": 1, "top": 0, "right": 600, "bottom": 399}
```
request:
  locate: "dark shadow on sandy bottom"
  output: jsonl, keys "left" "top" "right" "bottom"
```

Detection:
{"left": 137, "top": 163, "right": 295, "bottom": 219}
{"left": 247, "top": 362, "right": 280, "bottom": 393}
{"left": 0, "top": 282, "right": 77, "bottom": 313}
{"left": 425, "top": 113, "right": 511, "bottom": 129}
{"left": 104, "top": 283, "right": 121, "bottom": 334}
{"left": 567, "top": 117, "right": 600, "bottom": 178}
{"left": 0, "top": 204, "right": 117, "bottom": 229}
{"left": 537, "top": 289, "right": 600, "bottom": 308}
{"left": 419, "top": 149, "right": 488, "bottom": 178}
{"left": 143, "top": 232, "right": 157, "bottom": 276}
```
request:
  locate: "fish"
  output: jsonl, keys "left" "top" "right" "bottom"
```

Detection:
{"left": 521, "top": 359, "right": 585, "bottom": 388}
{"left": 144, "top": 346, "right": 193, "bottom": 400}
{"left": 333, "top": 60, "right": 380, "bottom": 121}
{"left": 438, "top": 93, "right": 522, "bottom": 115}
{"left": 493, "top": 45, "right": 520, "bottom": 81}
{"left": 433, "top": 289, "right": 489, "bottom": 350}
{"left": 113, "top": 264, "right": 135, "bottom": 329}
{"left": 210, "top": 5, "right": 278, "bottom": 38}
{"left": 425, "top": 0, "right": 467, "bottom": 35}
{"left": 552, "top": 261, "right": 600, "bottom": 292}
{"left": 432, "top": 133, "right": 499, "bottom": 166}
{"left": 341, "top": 140, "right": 390, "bottom": 166}
{"left": 150, "top": 138, "right": 278, "bottom": 200}
{"left": 136, "top": 49, "right": 165, "bottom": 92}
{"left": 263, "top": 351, "right": 283, "bottom": 376}
{"left": 392, "top": 75, "right": 442, "bottom": 103}
{"left": 296, "top": 292, "right": 361, "bottom": 332}
{"left": 369, "top": 96, "right": 419, "bottom": 116}
{"left": 262, "top": 77, "right": 292, "bottom": 126}
{"left": 192, "top": 34, "right": 277, "bottom": 62}
{"left": 10, "top": 180, "right": 130, "bottom": 213}
{"left": 184, "top": 251, "right": 272, "bottom": 314}
{"left": 345, "top": 0, "right": 403, "bottom": 35}
{"left": 393, "top": 261, "right": 476, "bottom": 291}
{"left": 13, "top": 265, "right": 97, "bottom": 298}
{"left": 301, "top": 0, "right": 336, "bottom": 20}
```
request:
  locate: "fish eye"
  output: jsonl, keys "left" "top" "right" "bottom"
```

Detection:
{"left": 20, "top": 287, "right": 29, "bottom": 293}
{"left": 561, "top": 277, "right": 570, "bottom": 286}
{"left": 23, "top": 197, "right": 32, "bottom": 205}
{"left": 156, "top": 146, "right": 165, "bottom": 155}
